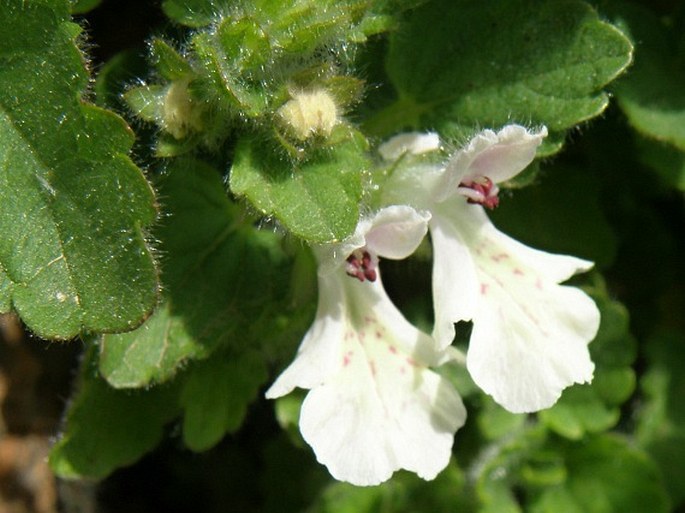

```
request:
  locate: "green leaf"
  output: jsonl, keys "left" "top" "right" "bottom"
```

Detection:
{"left": 474, "top": 425, "right": 548, "bottom": 513}
{"left": 377, "top": 0, "right": 632, "bottom": 147}
{"left": 210, "top": 0, "right": 367, "bottom": 60}
{"left": 180, "top": 350, "right": 268, "bottom": 451}
{"left": 215, "top": 16, "right": 276, "bottom": 71}
{"left": 474, "top": 429, "right": 669, "bottom": 513}
{"left": 99, "top": 159, "right": 290, "bottom": 387}
{"left": 609, "top": 2, "right": 685, "bottom": 150}
{"left": 538, "top": 386, "right": 619, "bottom": 440}
{"left": 183, "top": 0, "right": 374, "bottom": 121}
{"left": 98, "top": 302, "right": 196, "bottom": 387}
{"left": 0, "top": 0, "right": 158, "bottom": 339}
{"left": 0, "top": 267, "right": 12, "bottom": 312}
{"left": 520, "top": 452, "right": 567, "bottom": 488}
{"left": 150, "top": 38, "right": 193, "bottom": 81}
{"left": 593, "top": 366, "right": 635, "bottom": 406}
{"left": 94, "top": 50, "right": 148, "bottom": 111}
{"left": 70, "top": 0, "right": 101, "bottom": 14}
{"left": 635, "top": 136, "right": 685, "bottom": 191}
{"left": 274, "top": 390, "right": 307, "bottom": 448}
{"left": 192, "top": 32, "right": 269, "bottom": 117}
{"left": 478, "top": 397, "right": 526, "bottom": 441}
{"left": 586, "top": 290, "right": 636, "bottom": 368}
{"left": 479, "top": 480, "right": 522, "bottom": 513}
{"left": 638, "top": 330, "right": 685, "bottom": 505}
{"left": 162, "top": 0, "right": 216, "bottom": 27}
{"left": 557, "top": 435, "right": 670, "bottom": 513}
{"left": 229, "top": 135, "right": 366, "bottom": 242}
{"left": 530, "top": 487, "right": 584, "bottom": 513}
{"left": 49, "top": 348, "right": 180, "bottom": 479}
{"left": 123, "top": 84, "right": 166, "bottom": 123}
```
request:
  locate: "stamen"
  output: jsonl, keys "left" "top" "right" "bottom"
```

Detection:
{"left": 457, "top": 176, "right": 500, "bottom": 209}
{"left": 345, "top": 249, "right": 378, "bottom": 282}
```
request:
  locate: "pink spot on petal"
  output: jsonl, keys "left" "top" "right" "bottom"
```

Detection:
{"left": 406, "top": 357, "right": 418, "bottom": 367}
{"left": 535, "top": 278, "right": 543, "bottom": 290}
{"left": 375, "top": 330, "right": 383, "bottom": 339}
{"left": 513, "top": 268, "right": 524, "bottom": 276}
{"left": 369, "top": 360, "right": 377, "bottom": 376}
{"left": 491, "top": 253, "right": 509, "bottom": 262}
{"left": 480, "top": 283, "right": 489, "bottom": 295}
{"left": 388, "top": 345, "right": 398, "bottom": 354}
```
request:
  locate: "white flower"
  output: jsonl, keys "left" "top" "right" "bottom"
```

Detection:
{"left": 266, "top": 205, "right": 466, "bottom": 486}
{"left": 378, "top": 132, "right": 441, "bottom": 161}
{"left": 381, "top": 126, "right": 600, "bottom": 413}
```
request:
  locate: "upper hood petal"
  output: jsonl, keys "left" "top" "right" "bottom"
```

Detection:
{"left": 435, "top": 125, "right": 547, "bottom": 203}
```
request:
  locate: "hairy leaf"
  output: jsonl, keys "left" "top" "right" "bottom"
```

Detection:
{"left": 180, "top": 350, "right": 267, "bottom": 451}
{"left": 162, "top": 0, "right": 218, "bottom": 27}
{"left": 547, "top": 435, "right": 670, "bottom": 513}
{"left": 638, "top": 330, "right": 685, "bottom": 505}
{"left": 70, "top": 0, "right": 101, "bottom": 14}
{"left": 376, "top": 0, "right": 632, "bottom": 150}
{"left": 230, "top": 135, "right": 366, "bottom": 242}
{"left": 635, "top": 136, "right": 685, "bottom": 191}
{"left": 0, "top": 0, "right": 158, "bottom": 339}
{"left": 151, "top": 38, "right": 193, "bottom": 81}
{"left": 609, "top": 2, "right": 685, "bottom": 150}
{"left": 99, "top": 159, "right": 291, "bottom": 387}
{"left": 49, "top": 348, "right": 180, "bottom": 479}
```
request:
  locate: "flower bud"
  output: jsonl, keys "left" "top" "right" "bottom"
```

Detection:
{"left": 277, "top": 89, "right": 338, "bottom": 141}
{"left": 163, "top": 79, "right": 203, "bottom": 139}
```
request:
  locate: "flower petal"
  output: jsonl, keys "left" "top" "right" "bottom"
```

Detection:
{"left": 480, "top": 222, "right": 594, "bottom": 283}
{"left": 364, "top": 205, "right": 431, "bottom": 260}
{"left": 301, "top": 363, "right": 464, "bottom": 486}
{"left": 435, "top": 125, "right": 547, "bottom": 202}
{"left": 379, "top": 132, "right": 441, "bottom": 161}
{"left": 464, "top": 218, "right": 599, "bottom": 413}
{"left": 299, "top": 275, "right": 466, "bottom": 486}
{"left": 267, "top": 266, "right": 466, "bottom": 486}
{"left": 429, "top": 203, "right": 480, "bottom": 349}
{"left": 382, "top": 162, "right": 444, "bottom": 212}
{"left": 265, "top": 272, "right": 346, "bottom": 399}
{"left": 316, "top": 206, "right": 430, "bottom": 276}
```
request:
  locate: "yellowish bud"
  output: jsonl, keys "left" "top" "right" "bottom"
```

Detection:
{"left": 163, "top": 80, "right": 203, "bottom": 139}
{"left": 277, "top": 89, "right": 339, "bottom": 141}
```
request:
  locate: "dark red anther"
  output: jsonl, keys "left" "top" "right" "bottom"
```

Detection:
{"left": 458, "top": 176, "right": 500, "bottom": 209}
{"left": 345, "top": 250, "right": 378, "bottom": 282}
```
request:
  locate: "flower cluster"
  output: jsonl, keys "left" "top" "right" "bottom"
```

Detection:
{"left": 266, "top": 125, "right": 601, "bottom": 486}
